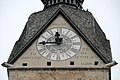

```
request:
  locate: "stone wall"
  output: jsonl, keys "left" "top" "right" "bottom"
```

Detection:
{"left": 8, "top": 68, "right": 109, "bottom": 80}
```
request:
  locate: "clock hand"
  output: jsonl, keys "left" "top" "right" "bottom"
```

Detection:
{"left": 39, "top": 41, "right": 56, "bottom": 45}
{"left": 39, "top": 32, "right": 63, "bottom": 45}
{"left": 55, "top": 32, "right": 63, "bottom": 45}
{"left": 39, "top": 41, "right": 63, "bottom": 45}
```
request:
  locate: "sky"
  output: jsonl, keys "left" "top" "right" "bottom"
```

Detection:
{"left": 0, "top": 0, "right": 120, "bottom": 80}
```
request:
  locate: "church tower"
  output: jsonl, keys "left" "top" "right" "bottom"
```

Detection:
{"left": 2, "top": 0, "right": 117, "bottom": 80}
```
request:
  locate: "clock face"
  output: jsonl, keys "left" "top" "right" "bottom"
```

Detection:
{"left": 37, "top": 28, "right": 81, "bottom": 61}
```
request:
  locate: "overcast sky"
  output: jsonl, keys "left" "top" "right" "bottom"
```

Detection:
{"left": 0, "top": 0, "right": 120, "bottom": 80}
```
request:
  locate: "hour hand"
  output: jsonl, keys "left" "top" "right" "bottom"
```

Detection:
{"left": 55, "top": 38, "right": 62, "bottom": 45}
{"left": 55, "top": 32, "right": 63, "bottom": 45}
{"left": 39, "top": 41, "right": 56, "bottom": 45}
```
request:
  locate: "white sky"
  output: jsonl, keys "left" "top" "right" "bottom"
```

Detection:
{"left": 0, "top": 0, "right": 120, "bottom": 80}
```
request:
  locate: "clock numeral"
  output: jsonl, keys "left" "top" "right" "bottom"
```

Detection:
{"left": 57, "top": 28, "right": 62, "bottom": 34}
{"left": 65, "top": 30, "right": 70, "bottom": 36}
{"left": 71, "top": 35, "right": 78, "bottom": 39}
{"left": 42, "top": 35, "right": 47, "bottom": 40}
{"left": 73, "top": 42, "right": 80, "bottom": 45}
{"left": 53, "top": 54, "right": 56, "bottom": 57}
{"left": 56, "top": 54, "right": 61, "bottom": 60}
{"left": 46, "top": 53, "right": 52, "bottom": 59}
{"left": 62, "top": 54, "right": 64, "bottom": 57}
{"left": 66, "top": 52, "right": 72, "bottom": 58}
{"left": 47, "top": 30, "right": 54, "bottom": 35}
{"left": 41, "top": 51, "right": 47, "bottom": 55}
{"left": 39, "top": 48, "right": 46, "bottom": 53}
{"left": 70, "top": 48, "right": 79, "bottom": 53}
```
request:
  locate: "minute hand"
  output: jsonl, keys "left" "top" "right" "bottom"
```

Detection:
{"left": 39, "top": 41, "right": 56, "bottom": 45}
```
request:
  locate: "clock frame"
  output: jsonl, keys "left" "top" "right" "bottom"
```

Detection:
{"left": 36, "top": 27, "right": 81, "bottom": 61}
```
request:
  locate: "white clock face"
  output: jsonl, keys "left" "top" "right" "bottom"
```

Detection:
{"left": 37, "top": 28, "right": 81, "bottom": 61}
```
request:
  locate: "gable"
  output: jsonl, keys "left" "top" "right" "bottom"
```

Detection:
{"left": 7, "top": 5, "right": 112, "bottom": 65}
{"left": 13, "top": 15, "right": 105, "bottom": 68}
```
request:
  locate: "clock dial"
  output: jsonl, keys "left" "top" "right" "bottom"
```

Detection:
{"left": 37, "top": 28, "right": 81, "bottom": 61}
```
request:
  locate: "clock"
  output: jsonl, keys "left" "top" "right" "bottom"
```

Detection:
{"left": 37, "top": 28, "right": 81, "bottom": 61}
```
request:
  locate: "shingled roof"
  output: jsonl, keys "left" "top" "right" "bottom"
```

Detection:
{"left": 7, "top": 4, "right": 112, "bottom": 64}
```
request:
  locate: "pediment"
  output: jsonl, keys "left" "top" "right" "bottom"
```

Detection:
{"left": 13, "top": 15, "right": 105, "bottom": 68}
{"left": 8, "top": 6, "right": 111, "bottom": 65}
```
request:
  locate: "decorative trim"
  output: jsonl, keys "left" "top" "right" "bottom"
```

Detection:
{"left": 8, "top": 67, "right": 110, "bottom": 71}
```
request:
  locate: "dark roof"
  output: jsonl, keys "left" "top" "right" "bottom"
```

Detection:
{"left": 41, "top": 0, "right": 84, "bottom": 9}
{"left": 7, "top": 4, "right": 112, "bottom": 64}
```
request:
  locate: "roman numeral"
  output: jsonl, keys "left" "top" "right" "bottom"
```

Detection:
{"left": 71, "top": 35, "right": 78, "bottom": 39}
{"left": 57, "top": 28, "right": 62, "bottom": 34}
{"left": 56, "top": 54, "right": 61, "bottom": 60}
{"left": 39, "top": 47, "right": 46, "bottom": 53}
{"left": 66, "top": 52, "right": 72, "bottom": 58}
{"left": 73, "top": 42, "right": 80, "bottom": 45}
{"left": 41, "top": 51, "right": 47, "bottom": 55}
{"left": 47, "top": 30, "right": 54, "bottom": 35}
{"left": 70, "top": 48, "right": 79, "bottom": 53}
{"left": 46, "top": 53, "right": 52, "bottom": 59}
{"left": 65, "top": 30, "right": 70, "bottom": 36}
{"left": 42, "top": 35, "right": 47, "bottom": 39}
